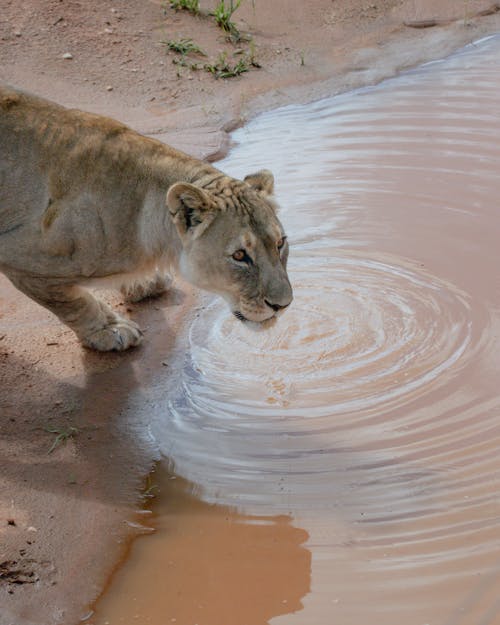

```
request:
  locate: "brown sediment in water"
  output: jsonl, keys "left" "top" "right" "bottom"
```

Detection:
{"left": 2, "top": 2, "right": 500, "bottom": 624}
{"left": 93, "top": 467, "right": 311, "bottom": 625}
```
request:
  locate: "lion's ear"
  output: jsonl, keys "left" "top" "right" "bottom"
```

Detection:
{"left": 166, "top": 182, "right": 216, "bottom": 239}
{"left": 244, "top": 169, "right": 274, "bottom": 196}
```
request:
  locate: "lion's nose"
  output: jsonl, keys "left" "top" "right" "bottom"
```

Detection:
{"left": 265, "top": 299, "right": 290, "bottom": 312}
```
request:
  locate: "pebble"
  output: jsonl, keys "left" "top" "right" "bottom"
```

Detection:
{"left": 106, "top": 85, "right": 113, "bottom": 91}
{"left": 62, "top": 52, "right": 73, "bottom": 60}
{"left": 14, "top": 30, "right": 21, "bottom": 37}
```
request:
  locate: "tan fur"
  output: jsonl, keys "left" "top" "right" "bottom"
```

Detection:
{"left": 0, "top": 84, "right": 292, "bottom": 351}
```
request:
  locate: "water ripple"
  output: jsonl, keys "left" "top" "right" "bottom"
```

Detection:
{"left": 185, "top": 252, "right": 474, "bottom": 418}
{"left": 150, "top": 34, "right": 500, "bottom": 625}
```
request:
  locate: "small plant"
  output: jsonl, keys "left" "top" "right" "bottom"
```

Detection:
{"left": 164, "top": 37, "right": 206, "bottom": 76}
{"left": 169, "top": 0, "right": 200, "bottom": 14}
{"left": 142, "top": 474, "right": 159, "bottom": 499}
{"left": 463, "top": 0, "right": 471, "bottom": 26}
{"left": 45, "top": 425, "right": 80, "bottom": 454}
{"left": 210, "top": 0, "right": 242, "bottom": 40}
{"left": 247, "top": 40, "right": 261, "bottom": 68}
{"left": 172, "top": 56, "right": 204, "bottom": 73}
{"left": 204, "top": 51, "right": 249, "bottom": 79}
{"left": 163, "top": 37, "right": 206, "bottom": 56}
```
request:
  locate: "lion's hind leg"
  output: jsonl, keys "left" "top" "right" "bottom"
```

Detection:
{"left": 120, "top": 271, "right": 172, "bottom": 304}
{"left": 8, "top": 274, "right": 143, "bottom": 351}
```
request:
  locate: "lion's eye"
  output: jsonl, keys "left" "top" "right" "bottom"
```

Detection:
{"left": 232, "top": 249, "right": 250, "bottom": 263}
{"left": 277, "top": 236, "right": 286, "bottom": 250}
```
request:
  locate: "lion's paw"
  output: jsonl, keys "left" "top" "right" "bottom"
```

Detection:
{"left": 82, "top": 318, "right": 143, "bottom": 351}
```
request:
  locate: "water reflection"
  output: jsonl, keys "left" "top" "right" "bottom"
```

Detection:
{"left": 93, "top": 468, "right": 311, "bottom": 625}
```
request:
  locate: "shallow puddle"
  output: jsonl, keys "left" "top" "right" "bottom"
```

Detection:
{"left": 93, "top": 468, "right": 311, "bottom": 625}
{"left": 92, "top": 36, "right": 500, "bottom": 625}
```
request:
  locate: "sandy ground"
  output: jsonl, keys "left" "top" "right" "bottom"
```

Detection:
{"left": 1, "top": 1, "right": 500, "bottom": 624}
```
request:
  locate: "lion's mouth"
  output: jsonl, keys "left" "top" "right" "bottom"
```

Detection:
{"left": 233, "top": 310, "right": 277, "bottom": 327}
{"left": 233, "top": 310, "right": 248, "bottom": 322}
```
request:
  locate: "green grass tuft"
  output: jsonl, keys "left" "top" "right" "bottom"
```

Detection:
{"left": 163, "top": 37, "right": 206, "bottom": 56}
{"left": 210, "top": 0, "right": 242, "bottom": 41}
{"left": 45, "top": 425, "right": 80, "bottom": 454}
{"left": 204, "top": 51, "right": 249, "bottom": 79}
{"left": 169, "top": 0, "right": 200, "bottom": 15}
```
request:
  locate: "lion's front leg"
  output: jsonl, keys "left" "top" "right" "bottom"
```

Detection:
{"left": 8, "top": 274, "right": 143, "bottom": 351}
{"left": 120, "top": 271, "right": 172, "bottom": 303}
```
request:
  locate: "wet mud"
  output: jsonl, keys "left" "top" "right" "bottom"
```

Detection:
{"left": 92, "top": 36, "right": 500, "bottom": 625}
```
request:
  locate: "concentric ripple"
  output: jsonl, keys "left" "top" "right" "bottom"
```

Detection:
{"left": 186, "top": 252, "right": 473, "bottom": 417}
{"left": 144, "top": 34, "right": 500, "bottom": 625}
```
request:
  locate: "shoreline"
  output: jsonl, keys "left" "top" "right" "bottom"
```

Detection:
{"left": 1, "top": 1, "right": 500, "bottom": 623}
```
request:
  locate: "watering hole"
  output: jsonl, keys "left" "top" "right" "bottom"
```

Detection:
{"left": 92, "top": 36, "right": 500, "bottom": 625}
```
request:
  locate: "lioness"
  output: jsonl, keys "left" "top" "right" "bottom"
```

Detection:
{"left": 0, "top": 85, "right": 292, "bottom": 351}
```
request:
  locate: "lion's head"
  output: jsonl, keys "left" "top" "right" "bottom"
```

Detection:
{"left": 167, "top": 169, "right": 292, "bottom": 324}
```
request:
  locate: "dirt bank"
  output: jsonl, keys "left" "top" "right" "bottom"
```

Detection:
{"left": 1, "top": 1, "right": 499, "bottom": 624}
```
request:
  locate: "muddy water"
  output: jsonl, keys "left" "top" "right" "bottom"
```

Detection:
{"left": 93, "top": 36, "right": 500, "bottom": 625}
